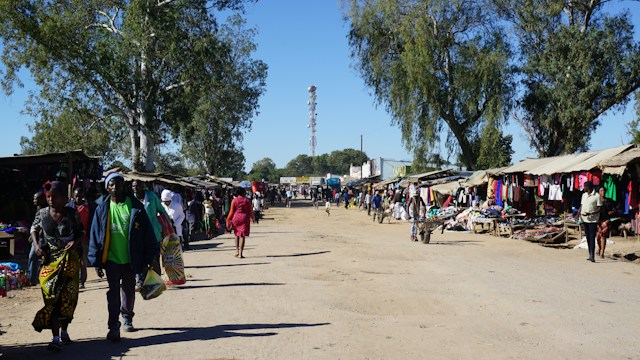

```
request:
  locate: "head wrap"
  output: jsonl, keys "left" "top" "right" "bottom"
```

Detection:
{"left": 104, "top": 173, "right": 125, "bottom": 190}
{"left": 161, "top": 189, "right": 174, "bottom": 202}
{"left": 44, "top": 181, "right": 66, "bottom": 195}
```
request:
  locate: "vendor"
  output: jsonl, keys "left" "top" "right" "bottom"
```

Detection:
{"left": 578, "top": 181, "right": 601, "bottom": 263}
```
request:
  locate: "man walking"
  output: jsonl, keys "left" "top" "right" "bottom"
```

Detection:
{"left": 88, "top": 173, "right": 159, "bottom": 341}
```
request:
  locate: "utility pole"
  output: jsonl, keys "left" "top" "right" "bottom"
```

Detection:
{"left": 360, "top": 134, "right": 363, "bottom": 179}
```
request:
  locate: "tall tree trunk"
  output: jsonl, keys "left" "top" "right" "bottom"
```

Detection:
{"left": 139, "top": 16, "right": 154, "bottom": 173}
{"left": 130, "top": 127, "right": 141, "bottom": 171}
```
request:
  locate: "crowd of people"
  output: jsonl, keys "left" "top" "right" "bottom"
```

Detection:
{"left": 26, "top": 174, "right": 263, "bottom": 351}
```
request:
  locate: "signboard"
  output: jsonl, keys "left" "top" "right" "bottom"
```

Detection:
{"left": 310, "top": 177, "right": 324, "bottom": 186}
{"left": 296, "top": 176, "right": 310, "bottom": 184}
{"left": 280, "top": 177, "right": 297, "bottom": 184}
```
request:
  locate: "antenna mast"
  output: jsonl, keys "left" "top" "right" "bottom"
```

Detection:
{"left": 307, "top": 85, "right": 317, "bottom": 156}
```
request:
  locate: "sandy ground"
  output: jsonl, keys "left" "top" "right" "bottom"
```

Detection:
{"left": 2, "top": 199, "right": 640, "bottom": 360}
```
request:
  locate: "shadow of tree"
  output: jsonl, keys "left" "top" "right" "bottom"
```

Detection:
{"left": 0, "top": 322, "right": 330, "bottom": 360}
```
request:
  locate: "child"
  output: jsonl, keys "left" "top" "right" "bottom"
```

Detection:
{"left": 325, "top": 201, "right": 331, "bottom": 216}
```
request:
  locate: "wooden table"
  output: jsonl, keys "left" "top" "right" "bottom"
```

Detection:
{"left": 564, "top": 221, "right": 582, "bottom": 243}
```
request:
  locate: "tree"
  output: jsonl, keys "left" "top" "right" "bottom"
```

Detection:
{"left": 496, "top": 0, "right": 640, "bottom": 157}
{"left": 248, "top": 157, "right": 279, "bottom": 183}
{"left": 18, "top": 93, "right": 127, "bottom": 164}
{"left": 327, "top": 148, "right": 368, "bottom": 175}
{"left": 0, "top": 0, "right": 250, "bottom": 171}
{"left": 284, "top": 154, "right": 314, "bottom": 176}
{"left": 176, "top": 14, "right": 267, "bottom": 177}
{"left": 475, "top": 119, "right": 513, "bottom": 169}
{"left": 345, "top": 0, "right": 513, "bottom": 170}
{"left": 628, "top": 91, "right": 640, "bottom": 145}
{"left": 311, "top": 153, "right": 332, "bottom": 176}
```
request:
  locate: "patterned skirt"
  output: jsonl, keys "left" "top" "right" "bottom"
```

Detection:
{"left": 32, "top": 246, "right": 80, "bottom": 332}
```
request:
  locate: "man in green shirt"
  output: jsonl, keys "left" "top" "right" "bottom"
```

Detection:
{"left": 88, "top": 173, "right": 159, "bottom": 341}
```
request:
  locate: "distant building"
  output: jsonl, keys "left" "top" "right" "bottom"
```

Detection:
{"left": 357, "top": 157, "right": 412, "bottom": 180}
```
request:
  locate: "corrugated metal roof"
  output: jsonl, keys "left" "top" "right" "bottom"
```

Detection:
{"left": 407, "top": 169, "right": 455, "bottom": 182}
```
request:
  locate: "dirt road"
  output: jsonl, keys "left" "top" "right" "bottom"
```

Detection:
{"left": 2, "top": 199, "right": 640, "bottom": 359}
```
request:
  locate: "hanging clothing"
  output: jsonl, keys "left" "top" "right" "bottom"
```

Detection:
{"left": 496, "top": 180, "right": 503, "bottom": 207}
{"left": 548, "top": 184, "right": 563, "bottom": 201}
{"left": 603, "top": 175, "right": 617, "bottom": 202}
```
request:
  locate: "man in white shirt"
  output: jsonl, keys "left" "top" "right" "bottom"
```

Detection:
{"left": 578, "top": 181, "right": 601, "bottom": 262}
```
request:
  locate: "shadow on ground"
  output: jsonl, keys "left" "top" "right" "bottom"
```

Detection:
{"left": 421, "top": 240, "right": 483, "bottom": 246}
{"left": 0, "top": 322, "right": 330, "bottom": 360}
{"left": 184, "top": 262, "right": 270, "bottom": 269}
{"left": 170, "top": 282, "right": 285, "bottom": 290}
{"left": 265, "top": 250, "right": 331, "bottom": 258}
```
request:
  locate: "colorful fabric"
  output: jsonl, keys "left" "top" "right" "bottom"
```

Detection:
{"left": 108, "top": 197, "right": 132, "bottom": 264}
{"left": 229, "top": 196, "right": 252, "bottom": 237}
{"left": 161, "top": 234, "right": 185, "bottom": 285}
{"left": 33, "top": 248, "right": 80, "bottom": 332}
{"left": 31, "top": 208, "right": 81, "bottom": 332}
{"left": 597, "top": 219, "right": 610, "bottom": 240}
{"left": 143, "top": 190, "right": 169, "bottom": 242}
{"left": 603, "top": 175, "right": 617, "bottom": 202}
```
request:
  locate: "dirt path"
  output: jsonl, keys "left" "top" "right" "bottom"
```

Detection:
{"left": 2, "top": 199, "right": 640, "bottom": 359}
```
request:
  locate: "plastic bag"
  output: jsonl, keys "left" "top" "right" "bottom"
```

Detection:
{"left": 140, "top": 269, "right": 166, "bottom": 300}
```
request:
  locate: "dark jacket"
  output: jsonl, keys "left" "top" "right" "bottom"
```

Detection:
{"left": 88, "top": 194, "right": 160, "bottom": 273}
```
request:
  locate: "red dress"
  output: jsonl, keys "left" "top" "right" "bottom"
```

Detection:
{"left": 229, "top": 196, "right": 252, "bottom": 237}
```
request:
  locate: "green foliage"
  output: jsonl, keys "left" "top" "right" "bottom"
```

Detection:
{"left": 283, "top": 149, "right": 369, "bottom": 176}
{"left": 0, "top": 0, "right": 254, "bottom": 171}
{"left": 18, "top": 106, "right": 126, "bottom": 164}
{"left": 345, "top": 0, "right": 513, "bottom": 170}
{"left": 628, "top": 91, "right": 640, "bottom": 145}
{"left": 476, "top": 119, "right": 513, "bottom": 169}
{"left": 154, "top": 151, "right": 187, "bottom": 177}
{"left": 176, "top": 14, "right": 267, "bottom": 178}
{"left": 248, "top": 157, "right": 279, "bottom": 183}
{"left": 497, "top": 0, "right": 640, "bottom": 156}
{"left": 284, "top": 154, "right": 314, "bottom": 176}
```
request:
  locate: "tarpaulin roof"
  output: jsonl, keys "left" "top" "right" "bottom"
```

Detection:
{"left": 499, "top": 145, "right": 634, "bottom": 175}
{"left": 599, "top": 146, "right": 640, "bottom": 168}
{"left": 524, "top": 153, "right": 585, "bottom": 175}
{"left": 562, "top": 144, "right": 634, "bottom": 172}
{"left": 497, "top": 157, "right": 555, "bottom": 175}
{"left": 374, "top": 176, "right": 401, "bottom": 190}
{"left": 430, "top": 180, "right": 464, "bottom": 195}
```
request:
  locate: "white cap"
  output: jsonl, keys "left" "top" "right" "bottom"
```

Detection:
{"left": 161, "top": 189, "right": 173, "bottom": 201}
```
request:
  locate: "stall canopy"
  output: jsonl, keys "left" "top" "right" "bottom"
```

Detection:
{"left": 461, "top": 167, "right": 506, "bottom": 187}
{"left": 499, "top": 144, "right": 634, "bottom": 175}
{"left": 407, "top": 169, "right": 456, "bottom": 183}
{"left": 600, "top": 147, "right": 640, "bottom": 175}
{"left": 430, "top": 179, "right": 465, "bottom": 195}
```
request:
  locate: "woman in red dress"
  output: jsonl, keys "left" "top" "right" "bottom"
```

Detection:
{"left": 226, "top": 188, "right": 254, "bottom": 258}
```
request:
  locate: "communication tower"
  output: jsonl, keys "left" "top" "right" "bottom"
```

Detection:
{"left": 307, "top": 85, "right": 317, "bottom": 156}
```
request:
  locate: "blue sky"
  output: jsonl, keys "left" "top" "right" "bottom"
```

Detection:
{"left": 2, "top": 1, "right": 640, "bottom": 173}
